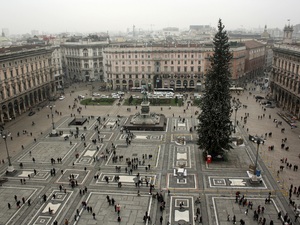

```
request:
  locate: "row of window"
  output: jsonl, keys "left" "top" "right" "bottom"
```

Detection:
{"left": 1, "top": 65, "right": 49, "bottom": 80}
{"left": 274, "top": 75, "right": 300, "bottom": 94}
{"left": 1, "top": 74, "right": 48, "bottom": 99}
{"left": 113, "top": 66, "right": 202, "bottom": 73}
{"left": 275, "top": 58, "right": 300, "bottom": 75}
{"left": 110, "top": 60, "right": 203, "bottom": 66}
{"left": 114, "top": 79, "right": 197, "bottom": 86}
{"left": 63, "top": 48, "right": 104, "bottom": 57}
{"left": 108, "top": 74, "right": 203, "bottom": 79}
{"left": 1, "top": 55, "right": 46, "bottom": 68}
{"left": 107, "top": 53, "right": 205, "bottom": 59}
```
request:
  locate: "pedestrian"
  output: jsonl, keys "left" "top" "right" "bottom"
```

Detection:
{"left": 160, "top": 216, "right": 163, "bottom": 223}
{"left": 92, "top": 212, "right": 96, "bottom": 219}
{"left": 8, "top": 203, "right": 11, "bottom": 209}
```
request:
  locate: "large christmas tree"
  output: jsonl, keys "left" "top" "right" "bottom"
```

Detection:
{"left": 197, "top": 19, "right": 232, "bottom": 159}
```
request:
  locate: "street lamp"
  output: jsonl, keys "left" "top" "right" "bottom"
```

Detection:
{"left": 49, "top": 105, "right": 55, "bottom": 130}
{"left": 2, "top": 131, "right": 14, "bottom": 173}
{"left": 254, "top": 138, "right": 263, "bottom": 175}
{"left": 232, "top": 100, "right": 241, "bottom": 133}
{"left": 48, "top": 104, "right": 57, "bottom": 136}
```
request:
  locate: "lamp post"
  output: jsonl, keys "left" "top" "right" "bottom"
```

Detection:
{"left": 2, "top": 131, "right": 14, "bottom": 173}
{"left": 48, "top": 104, "right": 57, "bottom": 136}
{"left": 49, "top": 105, "right": 55, "bottom": 130}
{"left": 254, "top": 139, "right": 262, "bottom": 175}
{"left": 232, "top": 100, "right": 241, "bottom": 133}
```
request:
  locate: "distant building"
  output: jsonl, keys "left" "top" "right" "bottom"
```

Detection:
{"left": 0, "top": 31, "right": 12, "bottom": 47}
{"left": 270, "top": 26, "right": 300, "bottom": 118}
{"left": 244, "top": 40, "right": 266, "bottom": 81}
{"left": 31, "top": 30, "right": 39, "bottom": 36}
{"left": 2, "top": 28, "right": 9, "bottom": 37}
{"left": 51, "top": 47, "right": 64, "bottom": 92}
{"left": 0, "top": 45, "right": 56, "bottom": 124}
{"left": 162, "top": 27, "right": 179, "bottom": 36}
{"left": 283, "top": 25, "right": 293, "bottom": 44}
{"left": 189, "top": 25, "right": 213, "bottom": 33}
{"left": 261, "top": 25, "right": 271, "bottom": 40}
{"left": 229, "top": 33, "right": 261, "bottom": 42}
{"left": 61, "top": 35, "right": 109, "bottom": 83}
{"left": 103, "top": 42, "right": 245, "bottom": 91}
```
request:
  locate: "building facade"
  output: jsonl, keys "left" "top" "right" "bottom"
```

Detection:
{"left": 103, "top": 43, "right": 246, "bottom": 91}
{"left": 244, "top": 40, "right": 266, "bottom": 82}
{"left": 51, "top": 47, "right": 64, "bottom": 92}
{"left": 270, "top": 43, "right": 300, "bottom": 118}
{"left": 0, "top": 45, "right": 56, "bottom": 124}
{"left": 61, "top": 38, "right": 109, "bottom": 84}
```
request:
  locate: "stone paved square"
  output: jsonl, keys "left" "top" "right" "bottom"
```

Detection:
{"left": 75, "top": 192, "right": 151, "bottom": 225}
{"left": 212, "top": 197, "right": 282, "bottom": 225}
{"left": 0, "top": 187, "right": 38, "bottom": 224}
{"left": 17, "top": 142, "right": 76, "bottom": 164}
{"left": 56, "top": 169, "right": 90, "bottom": 184}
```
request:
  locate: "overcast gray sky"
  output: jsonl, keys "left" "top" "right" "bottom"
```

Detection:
{"left": 1, "top": 0, "right": 299, "bottom": 34}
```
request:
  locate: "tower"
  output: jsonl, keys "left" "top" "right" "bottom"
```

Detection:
{"left": 283, "top": 24, "right": 293, "bottom": 44}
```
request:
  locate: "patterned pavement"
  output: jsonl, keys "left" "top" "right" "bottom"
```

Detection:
{"left": 0, "top": 83, "right": 299, "bottom": 225}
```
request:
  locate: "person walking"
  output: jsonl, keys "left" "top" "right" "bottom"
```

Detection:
{"left": 160, "top": 215, "right": 163, "bottom": 224}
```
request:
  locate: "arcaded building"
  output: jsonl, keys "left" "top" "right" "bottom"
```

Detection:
{"left": 0, "top": 45, "right": 56, "bottom": 124}
{"left": 270, "top": 25, "right": 300, "bottom": 118}
{"left": 103, "top": 42, "right": 246, "bottom": 91}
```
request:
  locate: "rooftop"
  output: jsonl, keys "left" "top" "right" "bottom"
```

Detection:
{"left": 244, "top": 40, "right": 265, "bottom": 48}
{"left": 0, "top": 45, "right": 47, "bottom": 54}
{"left": 273, "top": 43, "right": 300, "bottom": 53}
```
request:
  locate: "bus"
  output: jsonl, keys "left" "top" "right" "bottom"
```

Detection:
{"left": 130, "top": 87, "right": 142, "bottom": 92}
{"left": 154, "top": 88, "right": 174, "bottom": 93}
{"left": 229, "top": 86, "right": 244, "bottom": 93}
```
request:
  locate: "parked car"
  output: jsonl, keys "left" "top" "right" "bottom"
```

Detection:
{"left": 78, "top": 95, "right": 85, "bottom": 99}
{"left": 28, "top": 111, "right": 35, "bottom": 116}
{"left": 265, "top": 104, "right": 275, "bottom": 108}
{"left": 59, "top": 96, "right": 65, "bottom": 100}
{"left": 92, "top": 93, "right": 101, "bottom": 97}
{"left": 249, "top": 135, "right": 265, "bottom": 144}
{"left": 255, "top": 96, "right": 264, "bottom": 100}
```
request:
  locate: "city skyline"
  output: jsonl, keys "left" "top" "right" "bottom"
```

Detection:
{"left": 1, "top": 0, "right": 299, "bottom": 35}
